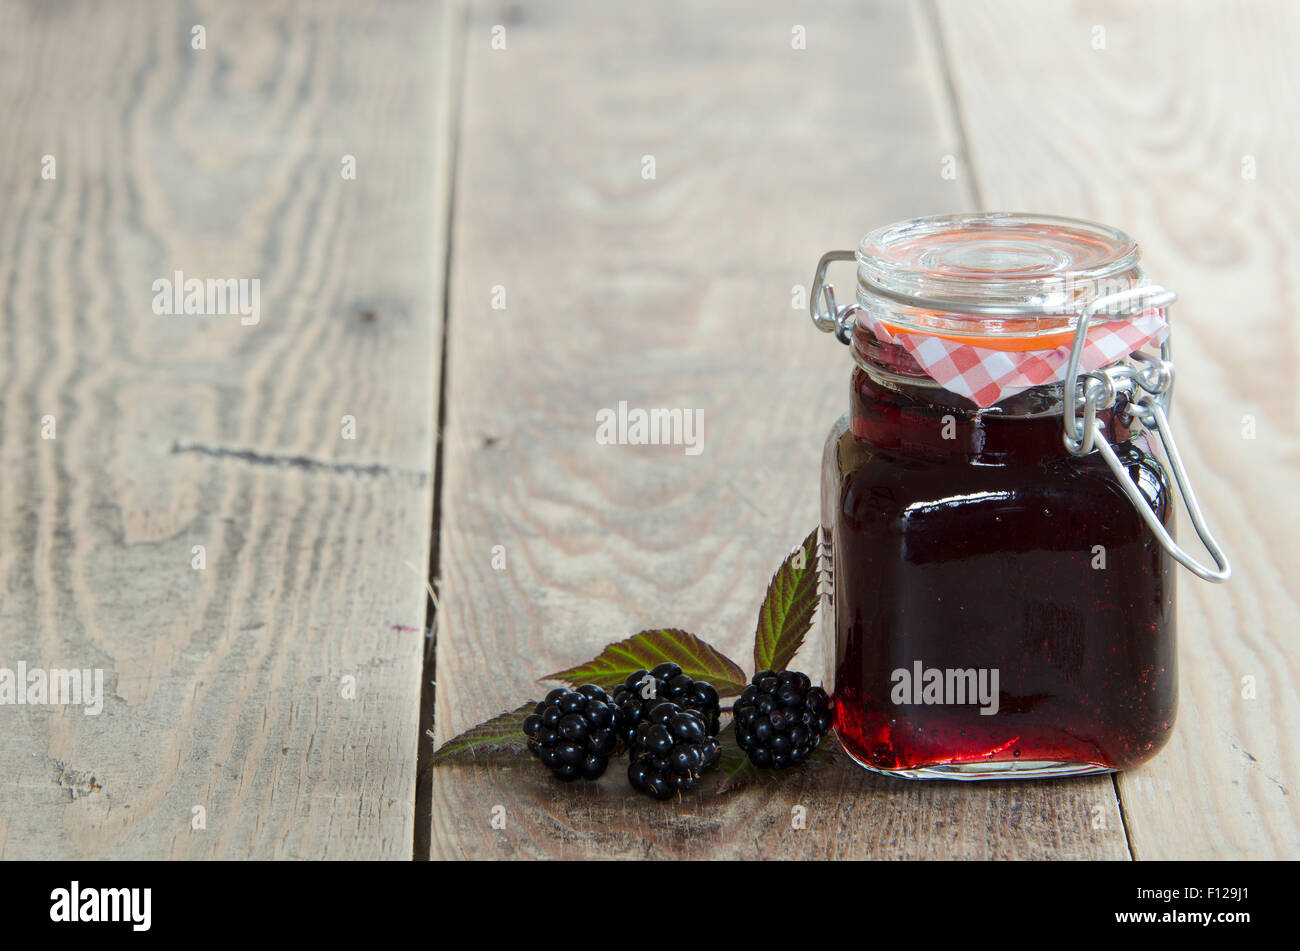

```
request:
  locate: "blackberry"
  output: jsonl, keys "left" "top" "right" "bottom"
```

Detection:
{"left": 733, "top": 670, "right": 831, "bottom": 769}
{"left": 522, "top": 685, "right": 622, "bottom": 781}
{"left": 626, "top": 700, "right": 722, "bottom": 800}
{"left": 611, "top": 662, "right": 721, "bottom": 746}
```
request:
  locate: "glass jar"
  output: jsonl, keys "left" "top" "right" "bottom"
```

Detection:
{"left": 810, "top": 213, "right": 1230, "bottom": 780}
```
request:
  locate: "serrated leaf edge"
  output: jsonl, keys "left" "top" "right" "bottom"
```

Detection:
{"left": 752, "top": 528, "right": 819, "bottom": 673}
{"left": 428, "top": 700, "right": 537, "bottom": 764}
{"left": 543, "top": 628, "right": 748, "bottom": 695}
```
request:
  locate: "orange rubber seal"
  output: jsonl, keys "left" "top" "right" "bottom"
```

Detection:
{"left": 878, "top": 321, "right": 1076, "bottom": 352}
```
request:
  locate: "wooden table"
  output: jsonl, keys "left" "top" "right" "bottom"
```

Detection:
{"left": 0, "top": 0, "right": 1294, "bottom": 860}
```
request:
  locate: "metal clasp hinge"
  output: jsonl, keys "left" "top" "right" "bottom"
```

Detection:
{"left": 809, "top": 250, "right": 859, "bottom": 344}
{"left": 1063, "top": 286, "right": 1231, "bottom": 583}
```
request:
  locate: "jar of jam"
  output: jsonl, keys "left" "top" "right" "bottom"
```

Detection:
{"left": 811, "top": 213, "right": 1230, "bottom": 779}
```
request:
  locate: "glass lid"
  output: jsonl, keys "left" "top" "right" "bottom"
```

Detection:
{"left": 856, "top": 212, "right": 1145, "bottom": 327}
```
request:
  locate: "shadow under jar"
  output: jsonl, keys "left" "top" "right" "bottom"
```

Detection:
{"left": 810, "top": 213, "right": 1230, "bottom": 780}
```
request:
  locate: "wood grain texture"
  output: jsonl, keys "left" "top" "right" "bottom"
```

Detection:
{"left": 936, "top": 0, "right": 1300, "bottom": 859}
{"left": 429, "top": 0, "right": 1129, "bottom": 860}
{"left": 0, "top": 0, "right": 451, "bottom": 858}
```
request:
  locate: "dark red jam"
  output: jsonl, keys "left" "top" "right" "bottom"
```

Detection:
{"left": 826, "top": 366, "right": 1177, "bottom": 775}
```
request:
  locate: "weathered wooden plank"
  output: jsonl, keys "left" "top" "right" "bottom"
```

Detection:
{"left": 0, "top": 0, "right": 452, "bottom": 858}
{"left": 937, "top": 0, "right": 1300, "bottom": 859}
{"left": 429, "top": 0, "right": 1128, "bottom": 859}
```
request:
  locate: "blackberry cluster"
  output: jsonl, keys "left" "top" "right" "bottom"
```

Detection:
{"left": 733, "top": 670, "right": 831, "bottom": 769}
{"left": 611, "top": 663, "right": 721, "bottom": 745}
{"left": 627, "top": 701, "right": 722, "bottom": 800}
{"left": 523, "top": 685, "right": 622, "bottom": 781}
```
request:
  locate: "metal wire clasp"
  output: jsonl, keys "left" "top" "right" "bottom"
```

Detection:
{"left": 809, "top": 250, "right": 859, "bottom": 344}
{"left": 1062, "top": 286, "right": 1231, "bottom": 583}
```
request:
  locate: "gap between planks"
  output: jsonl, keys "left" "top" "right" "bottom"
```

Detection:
{"left": 414, "top": 0, "right": 471, "bottom": 862}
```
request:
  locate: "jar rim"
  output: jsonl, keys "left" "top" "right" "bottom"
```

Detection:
{"left": 857, "top": 212, "right": 1143, "bottom": 324}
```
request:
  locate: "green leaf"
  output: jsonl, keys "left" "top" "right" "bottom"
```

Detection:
{"left": 715, "top": 728, "right": 760, "bottom": 793}
{"left": 543, "top": 629, "right": 748, "bottom": 696}
{"left": 428, "top": 701, "right": 537, "bottom": 764}
{"left": 715, "top": 725, "right": 843, "bottom": 794}
{"left": 752, "top": 528, "right": 820, "bottom": 673}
